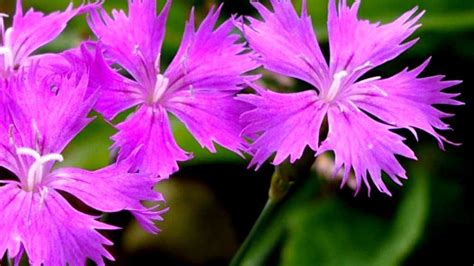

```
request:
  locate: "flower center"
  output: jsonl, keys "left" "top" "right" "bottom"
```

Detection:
{"left": 324, "top": 70, "right": 348, "bottom": 102}
{"left": 16, "top": 147, "right": 64, "bottom": 192}
{"left": 148, "top": 74, "right": 169, "bottom": 104}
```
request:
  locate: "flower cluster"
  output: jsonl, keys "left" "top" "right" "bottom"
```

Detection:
{"left": 0, "top": 0, "right": 461, "bottom": 265}
{"left": 0, "top": 0, "right": 256, "bottom": 264}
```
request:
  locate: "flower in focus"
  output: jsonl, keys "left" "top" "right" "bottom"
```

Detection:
{"left": 0, "top": 0, "right": 98, "bottom": 78}
{"left": 0, "top": 62, "right": 166, "bottom": 265}
{"left": 238, "top": 0, "right": 462, "bottom": 195}
{"left": 86, "top": 0, "right": 259, "bottom": 178}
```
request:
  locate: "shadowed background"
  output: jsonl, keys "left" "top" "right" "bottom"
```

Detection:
{"left": 1, "top": 0, "right": 472, "bottom": 265}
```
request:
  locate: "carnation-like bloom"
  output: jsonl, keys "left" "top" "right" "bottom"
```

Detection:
{"left": 87, "top": 0, "right": 258, "bottom": 178}
{"left": 239, "top": 0, "right": 462, "bottom": 195}
{"left": 0, "top": 63, "right": 166, "bottom": 265}
{"left": 0, "top": 0, "right": 98, "bottom": 78}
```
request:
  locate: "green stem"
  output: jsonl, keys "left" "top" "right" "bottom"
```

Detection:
{"left": 229, "top": 199, "right": 277, "bottom": 266}
{"left": 230, "top": 150, "right": 316, "bottom": 265}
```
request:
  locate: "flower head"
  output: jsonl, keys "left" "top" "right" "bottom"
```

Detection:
{"left": 0, "top": 0, "right": 98, "bottom": 78}
{"left": 0, "top": 60, "right": 166, "bottom": 264}
{"left": 239, "top": 0, "right": 462, "bottom": 195}
{"left": 87, "top": 0, "right": 259, "bottom": 178}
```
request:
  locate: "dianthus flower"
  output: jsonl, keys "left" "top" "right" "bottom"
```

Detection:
{"left": 239, "top": 0, "right": 462, "bottom": 195}
{"left": 0, "top": 0, "right": 97, "bottom": 78}
{"left": 0, "top": 62, "right": 166, "bottom": 265}
{"left": 87, "top": 0, "right": 258, "bottom": 178}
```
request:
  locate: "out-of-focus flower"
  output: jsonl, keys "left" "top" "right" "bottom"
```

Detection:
{"left": 238, "top": 0, "right": 462, "bottom": 195}
{"left": 0, "top": 62, "right": 166, "bottom": 265}
{"left": 87, "top": 0, "right": 259, "bottom": 178}
{"left": 0, "top": 0, "right": 98, "bottom": 78}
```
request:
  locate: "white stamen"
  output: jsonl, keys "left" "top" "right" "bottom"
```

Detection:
{"left": 372, "top": 85, "right": 389, "bottom": 97}
{"left": 326, "top": 70, "right": 348, "bottom": 101}
{"left": 16, "top": 147, "right": 64, "bottom": 192}
{"left": 357, "top": 76, "right": 381, "bottom": 84}
{"left": 347, "top": 100, "right": 361, "bottom": 112}
{"left": 337, "top": 102, "right": 346, "bottom": 113}
{"left": 154, "top": 53, "right": 161, "bottom": 72}
{"left": 151, "top": 74, "right": 169, "bottom": 103}
{"left": 0, "top": 28, "right": 13, "bottom": 68}
{"left": 16, "top": 147, "right": 41, "bottom": 160}
{"left": 31, "top": 120, "right": 42, "bottom": 151}
{"left": 0, "top": 46, "right": 13, "bottom": 68}
{"left": 353, "top": 61, "right": 372, "bottom": 73}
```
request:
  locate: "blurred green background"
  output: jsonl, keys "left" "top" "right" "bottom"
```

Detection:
{"left": 1, "top": 0, "right": 472, "bottom": 265}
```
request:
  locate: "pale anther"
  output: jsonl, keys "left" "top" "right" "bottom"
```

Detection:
{"left": 151, "top": 74, "right": 169, "bottom": 103}
{"left": 16, "top": 147, "right": 64, "bottom": 192}
{"left": 326, "top": 70, "right": 348, "bottom": 101}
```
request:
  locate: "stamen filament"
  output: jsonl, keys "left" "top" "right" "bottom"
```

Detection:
{"left": 326, "top": 70, "right": 348, "bottom": 101}
{"left": 16, "top": 147, "right": 64, "bottom": 192}
{"left": 0, "top": 27, "right": 13, "bottom": 68}
{"left": 152, "top": 74, "right": 169, "bottom": 103}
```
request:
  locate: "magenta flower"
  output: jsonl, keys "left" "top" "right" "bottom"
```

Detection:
{"left": 0, "top": 63, "right": 166, "bottom": 264}
{"left": 87, "top": 0, "right": 258, "bottom": 178}
{"left": 0, "top": 0, "right": 98, "bottom": 78}
{"left": 238, "top": 0, "right": 462, "bottom": 195}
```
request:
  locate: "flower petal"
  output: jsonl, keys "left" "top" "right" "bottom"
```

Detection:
{"left": 164, "top": 6, "right": 258, "bottom": 97}
{"left": 48, "top": 161, "right": 167, "bottom": 234}
{"left": 239, "top": 83, "right": 327, "bottom": 169}
{"left": 112, "top": 105, "right": 191, "bottom": 178}
{"left": 349, "top": 59, "right": 463, "bottom": 149}
{"left": 158, "top": 6, "right": 257, "bottom": 155}
{"left": 8, "top": 1, "right": 99, "bottom": 67}
{"left": 87, "top": 0, "right": 171, "bottom": 87}
{"left": 243, "top": 0, "right": 329, "bottom": 89}
{"left": 166, "top": 90, "right": 250, "bottom": 154}
{"left": 75, "top": 43, "right": 144, "bottom": 120}
{"left": 349, "top": 60, "right": 463, "bottom": 148}
{"left": 6, "top": 65, "right": 96, "bottom": 154}
{"left": 31, "top": 43, "right": 144, "bottom": 121}
{"left": 318, "top": 107, "right": 417, "bottom": 196}
{"left": 0, "top": 184, "right": 115, "bottom": 265}
{"left": 0, "top": 98, "right": 17, "bottom": 173}
{"left": 328, "top": 0, "right": 423, "bottom": 77}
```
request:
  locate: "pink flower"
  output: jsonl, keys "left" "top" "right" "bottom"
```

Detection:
{"left": 239, "top": 0, "right": 462, "bottom": 195}
{"left": 87, "top": 0, "right": 258, "bottom": 178}
{"left": 0, "top": 0, "right": 99, "bottom": 78}
{"left": 0, "top": 61, "right": 166, "bottom": 265}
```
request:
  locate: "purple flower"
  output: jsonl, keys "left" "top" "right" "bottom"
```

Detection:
{"left": 0, "top": 0, "right": 98, "bottom": 78}
{"left": 87, "top": 0, "right": 259, "bottom": 178}
{"left": 0, "top": 62, "right": 166, "bottom": 264}
{"left": 238, "top": 0, "right": 462, "bottom": 195}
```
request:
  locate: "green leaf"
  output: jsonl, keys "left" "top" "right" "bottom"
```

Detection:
{"left": 371, "top": 169, "right": 429, "bottom": 266}
{"left": 281, "top": 173, "right": 429, "bottom": 266}
{"left": 59, "top": 117, "right": 114, "bottom": 170}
